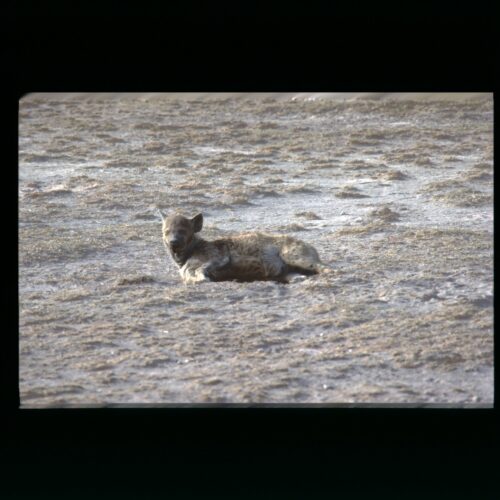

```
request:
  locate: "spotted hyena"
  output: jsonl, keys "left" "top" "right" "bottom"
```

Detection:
{"left": 159, "top": 211, "right": 330, "bottom": 284}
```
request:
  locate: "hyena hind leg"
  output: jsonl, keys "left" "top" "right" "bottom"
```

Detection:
{"left": 202, "top": 255, "right": 232, "bottom": 282}
{"left": 262, "top": 245, "right": 288, "bottom": 279}
{"left": 280, "top": 241, "right": 324, "bottom": 274}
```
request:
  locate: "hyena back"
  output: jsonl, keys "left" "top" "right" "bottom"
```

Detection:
{"left": 159, "top": 211, "right": 329, "bottom": 284}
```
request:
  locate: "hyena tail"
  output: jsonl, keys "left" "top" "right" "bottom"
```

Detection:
{"left": 287, "top": 264, "right": 319, "bottom": 276}
{"left": 287, "top": 262, "right": 333, "bottom": 276}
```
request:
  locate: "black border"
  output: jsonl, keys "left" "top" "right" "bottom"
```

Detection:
{"left": 16, "top": 14, "right": 495, "bottom": 93}
{"left": 9, "top": 8, "right": 497, "bottom": 497}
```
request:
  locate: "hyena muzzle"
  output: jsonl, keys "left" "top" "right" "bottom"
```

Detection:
{"left": 159, "top": 211, "right": 330, "bottom": 284}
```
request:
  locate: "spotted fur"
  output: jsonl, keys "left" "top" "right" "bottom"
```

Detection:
{"left": 159, "top": 211, "right": 329, "bottom": 284}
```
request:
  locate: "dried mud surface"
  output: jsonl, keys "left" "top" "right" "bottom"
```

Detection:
{"left": 19, "top": 94, "right": 493, "bottom": 406}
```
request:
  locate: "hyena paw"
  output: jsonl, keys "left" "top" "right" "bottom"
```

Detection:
{"left": 195, "top": 268, "right": 211, "bottom": 282}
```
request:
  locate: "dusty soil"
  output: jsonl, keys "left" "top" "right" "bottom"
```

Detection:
{"left": 19, "top": 93, "right": 493, "bottom": 406}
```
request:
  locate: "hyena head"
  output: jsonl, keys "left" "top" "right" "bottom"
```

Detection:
{"left": 158, "top": 211, "right": 203, "bottom": 256}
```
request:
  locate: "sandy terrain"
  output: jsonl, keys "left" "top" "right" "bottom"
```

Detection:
{"left": 21, "top": 92, "right": 491, "bottom": 103}
{"left": 18, "top": 93, "right": 493, "bottom": 406}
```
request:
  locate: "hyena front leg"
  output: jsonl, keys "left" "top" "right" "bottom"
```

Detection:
{"left": 180, "top": 263, "right": 210, "bottom": 284}
{"left": 181, "top": 255, "right": 232, "bottom": 284}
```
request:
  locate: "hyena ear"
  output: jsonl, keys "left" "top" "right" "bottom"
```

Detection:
{"left": 157, "top": 209, "right": 167, "bottom": 223}
{"left": 191, "top": 213, "right": 203, "bottom": 233}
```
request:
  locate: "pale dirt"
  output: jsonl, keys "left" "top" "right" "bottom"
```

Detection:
{"left": 19, "top": 93, "right": 493, "bottom": 406}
